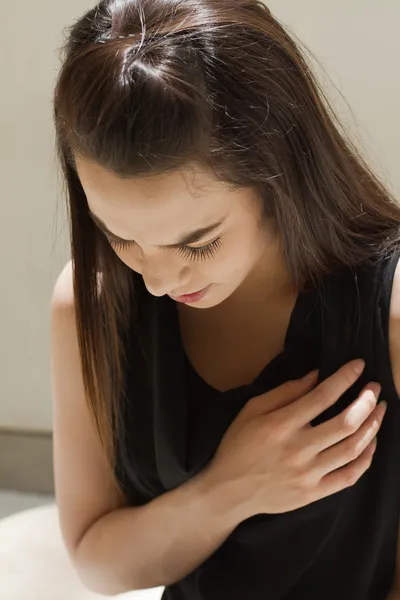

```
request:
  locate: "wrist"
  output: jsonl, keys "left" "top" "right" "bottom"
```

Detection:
{"left": 195, "top": 465, "right": 254, "bottom": 528}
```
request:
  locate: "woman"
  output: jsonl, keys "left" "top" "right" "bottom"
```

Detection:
{"left": 50, "top": 1, "right": 400, "bottom": 599}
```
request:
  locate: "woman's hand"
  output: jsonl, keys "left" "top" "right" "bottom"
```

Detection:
{"left": 203, "top": 359, "right": 387, "bottom": 518}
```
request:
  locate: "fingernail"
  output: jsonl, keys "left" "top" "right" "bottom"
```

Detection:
{"left": 380, "top": 400, "right": 388, "bottom": 411}
{"left": 350, "top": 359, "right": 365, "bottom": 375}
{"left": 368, "top": 383, "right": 381, "bottom": 397}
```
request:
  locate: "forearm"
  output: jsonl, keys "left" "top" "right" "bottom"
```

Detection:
{"left": 74, "top": 468, "right": 248, "bottom": 595}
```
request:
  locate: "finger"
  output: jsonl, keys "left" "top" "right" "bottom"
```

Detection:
{"left": 316, "top": 435, "right": 378, "bottom": 500}
{"left": 248, "top": 370, "right": 319, "bottom": 417}
{"left": 306, "top": 383, "right": 381, "bottom": 454}
{"left": 280, "top": 359, "right": 365, "bottom": 429}
{"left": 313, "top": 397, "right": 387, "bottom": 475}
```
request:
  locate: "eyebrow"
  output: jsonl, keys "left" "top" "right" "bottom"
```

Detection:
{"left": 88, "top": 210, "right": 224, "bottom": 247}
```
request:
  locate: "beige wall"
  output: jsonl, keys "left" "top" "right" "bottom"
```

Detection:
{"left": 0, "top": 0, "right": 88, "bottom": 432}
{"left": 0, "top": 0, "right": 398, "bottom": 433}
{"left": 267, "top": 0, "right": 399, "bottom": 196}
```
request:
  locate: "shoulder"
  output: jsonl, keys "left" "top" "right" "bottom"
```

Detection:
{"left": 51, "top": 260, "right": 74, "bottom": 314}
{"left": 388, "top": 256, "right": 400, "bottom": 397}
{"left": 50, "top": 261, "right": 78, "bottom": 368}
{"left": 51, "top": 260, "right": 103, "bottom": 315}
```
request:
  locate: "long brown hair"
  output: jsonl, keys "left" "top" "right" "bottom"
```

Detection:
{"left": 53, "top": 0, "right": 400, "bottom": 490}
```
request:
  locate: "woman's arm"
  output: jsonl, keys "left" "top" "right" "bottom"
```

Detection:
{"left": 75, "top": 469, "right": 243, "bottom": 595}
{"left": 51, "top": 262, "right": 246, "bottom": 596}
{"left": 386, "top": 258, "right": 400, "bottom": 596}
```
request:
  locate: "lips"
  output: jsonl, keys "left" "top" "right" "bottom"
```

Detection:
{"left": 170, "top": 285, "right": 210, "bottom": 303}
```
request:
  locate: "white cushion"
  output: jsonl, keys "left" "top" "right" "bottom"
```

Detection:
{"left": 0, "top": 503, "right": 164, "bottom": 600}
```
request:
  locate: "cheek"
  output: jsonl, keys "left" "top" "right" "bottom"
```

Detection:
{"left": 201, "top": 236, "right": 260, "bottom": 282}
{"left": 227, "top": 226, "right": 267, "bottom": 266}
{"left": 112, "top": 246, "right": 143, "bottom": 273}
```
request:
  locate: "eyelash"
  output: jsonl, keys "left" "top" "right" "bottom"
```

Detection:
{"left": 108, "top": 236, "right": 223, "bottom": 262}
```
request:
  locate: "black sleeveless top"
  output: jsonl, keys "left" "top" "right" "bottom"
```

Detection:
{"left": 115, "top": 252, "right": 400, "bottom": 600}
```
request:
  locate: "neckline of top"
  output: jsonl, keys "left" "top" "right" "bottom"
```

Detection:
{"left": 166, "top": 285, "right": 319, "bottom": 396}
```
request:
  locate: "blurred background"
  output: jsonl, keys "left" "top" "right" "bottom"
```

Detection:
{"left": 0, "top": 0, "right": 399, "bottom": 598}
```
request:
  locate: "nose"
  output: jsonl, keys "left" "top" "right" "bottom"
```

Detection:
{"left": 142, "top": 257, "right": 190, "bottom": 298}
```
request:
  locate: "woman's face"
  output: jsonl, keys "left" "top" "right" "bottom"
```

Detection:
{"left": 75, "top": 158, "right": 278, "bottom": 309}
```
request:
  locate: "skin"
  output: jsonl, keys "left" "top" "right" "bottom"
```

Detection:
{"left": 75, "top": 158, "right": 296, "bottom": 311}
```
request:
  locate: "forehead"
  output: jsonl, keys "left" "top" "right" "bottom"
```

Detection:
{"left": 75, "top": 158, "right": 237, "bottom": 243}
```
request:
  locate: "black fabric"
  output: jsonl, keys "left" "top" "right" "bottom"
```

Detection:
{"left": 116, "top": 253, "right": 400, "bottom": 600}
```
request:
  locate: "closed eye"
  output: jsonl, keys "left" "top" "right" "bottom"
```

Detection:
{"left": 107, "top": 235, "right": 223, "bottom": 262}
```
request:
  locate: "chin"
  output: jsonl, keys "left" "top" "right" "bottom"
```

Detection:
{"left": 193, "top": 297, "right": 221, "bottom": 309}
{"left": 193, "top": 288, "right": 235, "bottom": 310}
{"left": 182, "top": 290, "right": 223, "bottom": 310}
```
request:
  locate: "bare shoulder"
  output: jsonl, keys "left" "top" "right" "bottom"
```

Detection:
{"left": 51, "top": 260, "right": 74, "bottom": 311}
{"left": 388, "top": 257, "right": 400, "bottom": 397}
{"left": 51, "top": 260, "right": 103, "bottom": 313}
